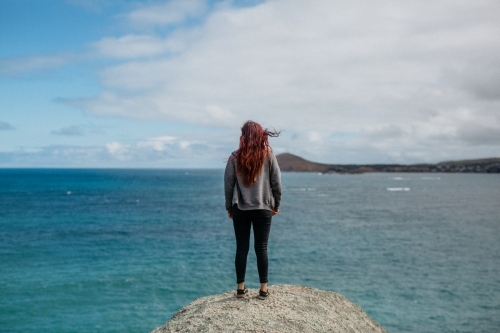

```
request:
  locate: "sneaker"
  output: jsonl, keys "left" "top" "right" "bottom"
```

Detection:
{"left": 236, "top": 288, "right": 248, "bottom": 298}
{"left": 258, "top": 289, "right": 269, "bottom": 300}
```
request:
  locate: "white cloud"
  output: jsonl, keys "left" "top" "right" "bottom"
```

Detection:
{"left": 136, "top": 135, "right": 177, "bottom": 151}
{"left": 6, "top": 0, "right": 500, "bottom": 164}
{"left": 0, "top": 132, "right": 225, "bottom": 168}
{"left": 179, "top": 141, "right": 191, "bottom": 149}
{"left": 91, "top": 35, "right": 171, "bottom": 59}
{"left": 0, "top": 34, "right": 173, "bottom": 75}
{"left": 206, "top": 105, "right": 235, "bottom": 125}
{"left": 76, "top": 1, "right": 500, "bottom": 138}
{"left": 106, "top": 141, "right": 128, "bottom": 156}
{"left": 103, "top": 135, "right": 218, "bottom": 165}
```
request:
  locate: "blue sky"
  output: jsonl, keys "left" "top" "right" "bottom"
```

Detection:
{"left": 1, "top": 0, "right": 500, "bottom": 168}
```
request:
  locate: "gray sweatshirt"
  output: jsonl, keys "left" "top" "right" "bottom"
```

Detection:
{"left": 224, "top": 151, "right": 282, "bottom": 212}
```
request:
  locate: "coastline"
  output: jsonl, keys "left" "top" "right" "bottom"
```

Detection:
{"left": 277, "top": 153, "right": 500, "bottom": 174}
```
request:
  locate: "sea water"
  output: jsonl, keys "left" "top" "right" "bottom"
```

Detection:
{"left": 0, "top": 169, "right": 499, "bottom": 333}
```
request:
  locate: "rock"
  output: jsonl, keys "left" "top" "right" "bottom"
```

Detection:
{"left": 151, "top": 285, "right": 388, "bottom": 333}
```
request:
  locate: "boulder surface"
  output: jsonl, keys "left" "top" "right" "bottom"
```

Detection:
{"left": 151, "top": 284, "right": 387, "bottom": 333}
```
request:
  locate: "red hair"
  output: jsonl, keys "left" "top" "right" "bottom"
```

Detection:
{"left": 231, "top": 121, "right": 280, "bottom": 187}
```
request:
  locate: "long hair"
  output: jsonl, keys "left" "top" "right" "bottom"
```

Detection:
{"left": 231, "top": 121, "right": 280, "bottom": 187}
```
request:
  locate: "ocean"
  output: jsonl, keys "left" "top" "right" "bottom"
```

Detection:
{"left": 1, "top": 169, "right": 499, "bottom": 333}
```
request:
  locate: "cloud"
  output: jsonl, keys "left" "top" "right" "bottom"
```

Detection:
{"left": 0, "top": 34, "right": 171, "bottom": 75}
{"left": 75, "top": 1, "right": 500, "bottom": 127}
{"left": 136, "top": 135, "right": 177, "bottom": 151}
{"left": 0, "top": 31, "right": 192, "bottom": 76}
{"left": 447, "top": 62, "right": 500, "bottom": 101}
{"left": 126, "top": 0, "right": 208, "bottom": 26}
{"left": 105, "top": 136, "right": 180, "bottom": 161}
{"left": 421, "top": 108, "right": 500, "bottom": 146}
{"left": 0, "top": 145, "right": 107, "bottom": 168}
{"left": 6, "top": 0, "right": 500, "bottom": 164}
{"left": 0, "top": 133, "right": 225, "bottom": 168}
{"left": 456, "top": 123, "right": 500, "bottom": 146}
{"left": 0, "top": 121, "right": 15, "bottom": 130}
{"left": 0, "top": 53, "right": 81, "bottom": 76}
{"left": 51, "top": 126, "right": 85, "bottom": 136}
{"left": 105, "top": 135, "right": 209, "bottom": 162}
{"left": 0, "top": 35, "right": 169, "bottom": 75}
{"left": 91, "top": 35, "right": 172, "bottom": 59}
{"left": 364, "top": 125, "right": 407, "bottom": 141}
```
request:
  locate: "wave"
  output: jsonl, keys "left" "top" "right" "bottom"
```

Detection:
{"left": 421, "top": 176, "right": 441, "bottom": 180}
{"left": 386, "top": 187, "right": 410, "bottom": 191}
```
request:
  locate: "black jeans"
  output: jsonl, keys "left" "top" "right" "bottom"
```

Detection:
{"left": 232, "top": 206, "right": 272, "bottom": 284}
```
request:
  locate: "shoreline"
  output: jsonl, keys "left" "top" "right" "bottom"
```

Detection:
{"left": 277, "top": 153, "right": 500, "bottom": 174}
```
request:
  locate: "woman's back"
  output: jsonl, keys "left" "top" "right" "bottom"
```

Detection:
{"left": 224, "top": 120, "right": 282, "bottom": 300}
{"left": 224, "top": 151, "right": 282, "bottom": 212}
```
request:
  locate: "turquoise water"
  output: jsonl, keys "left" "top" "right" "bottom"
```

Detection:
{"left": 1, "top": 169, "right": 499, "bottom": 333}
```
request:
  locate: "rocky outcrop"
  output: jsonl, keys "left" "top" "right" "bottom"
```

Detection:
{"left": 151, "top": 285, "right": 387, "bottom": 333}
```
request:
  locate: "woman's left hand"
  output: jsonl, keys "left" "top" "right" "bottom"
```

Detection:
{"left": 272, "top": 208, "right": 279, "bottom": 216}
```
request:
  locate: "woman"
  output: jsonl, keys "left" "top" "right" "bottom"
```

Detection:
{"left": 224, "top": 121, "right": 282, "bottom": 300}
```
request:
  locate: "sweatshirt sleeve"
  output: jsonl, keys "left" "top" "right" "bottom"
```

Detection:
{"left": 224, "top": 156, "right": 237, "bottom": 212}
{"left": 269, "top": 152, "right": 282, "bottom": 209}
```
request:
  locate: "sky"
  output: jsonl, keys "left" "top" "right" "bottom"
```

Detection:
{"left": 1, "top": 0, "right": 500, "bottom": 168}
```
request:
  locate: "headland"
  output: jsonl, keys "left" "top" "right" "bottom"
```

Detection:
{"left": 277, "top": 153, "right": 500, "bottom": 174}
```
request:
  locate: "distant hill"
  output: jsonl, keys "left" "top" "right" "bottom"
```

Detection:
{"left": 275, "top": 153, "right": 332, "bottom": 172}
{"left": 276, "top": 153, "right": 500, "bottom": 174}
